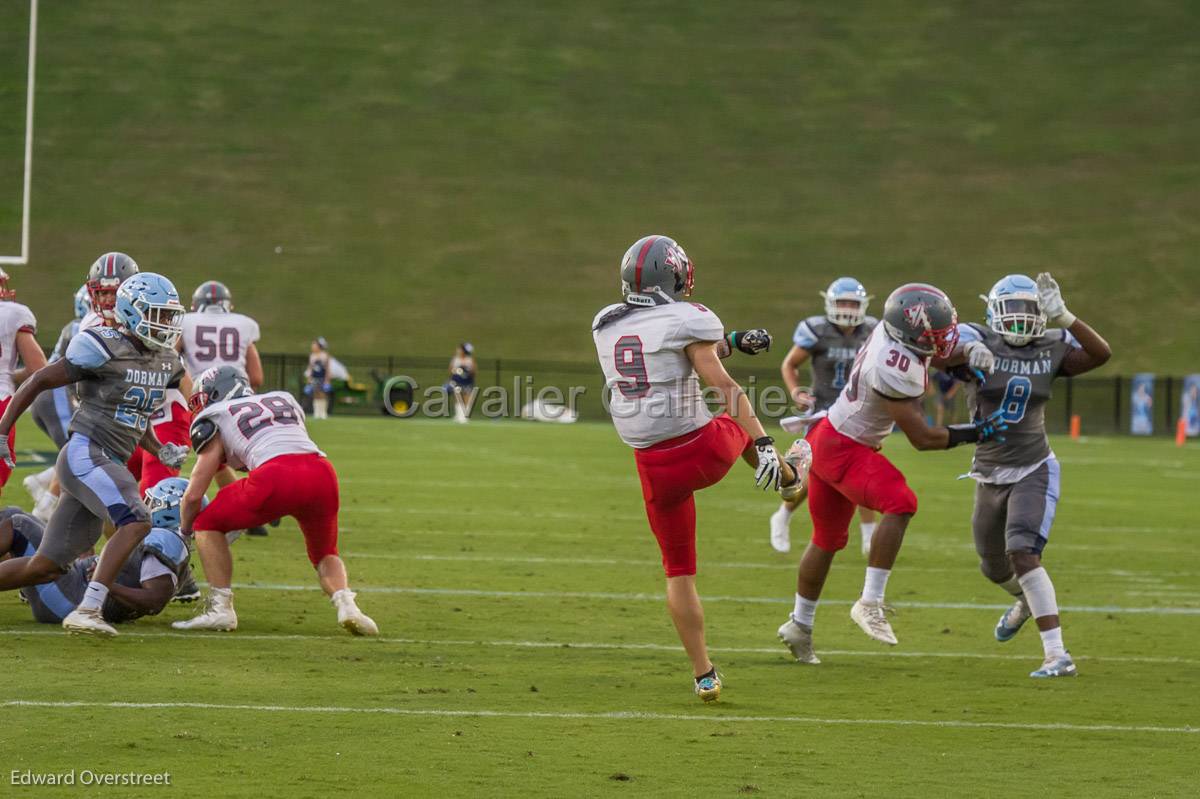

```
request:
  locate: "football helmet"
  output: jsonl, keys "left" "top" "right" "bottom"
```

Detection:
{"left": 821, "top": 277, "right": 872, "bottom": 327}
{"left": 73, "top": 284, "right": 91, "bottom": 320}
{"left": 192, "top": 280, "right": 233, "bottom": 312}
{"left": 115, "top": 272, "right": 185, "bottom": 350}
{"left": 881, "top": 283, "right": 959, "bottom": 359}
{"left": 189, "top": 365, "right": 253, "bottom": 413}
{"left": 0, "top": 268, "right": 15, "bottom": 301}
{"left": 983, "top": 275, "right": 1045, "bottom": 347}
{"left": 619, "top": 235, "right": 694, "bottom": 303}
{"left": 145, "top": 477, "right": 189, "bottom": 530}
{"left": 87, "top": 252, "right": 140, "bottom": 321}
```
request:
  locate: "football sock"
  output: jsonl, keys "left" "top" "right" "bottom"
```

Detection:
{"left": 211, "top": 586, "right": 234, "bottom": 605}
{"left": 860, "top": 521, "right": 876, "bottom": 547}
{"left": 998, "top": 574, "right": 1024, "bottom": 597}
{"left": 862, "top": 567, "right": 890, "bottom": 604}
{"left": 778, "top": 502, "right": 794, "bottom": 521}
{"left": 792, "top": 594, "right": 817, "bottom": 627}
{"left": 78, "top": 581, "right": 109, "bottom": 611}
{"left": 1039, "top": 626, "right": 1066, "bottom": 658}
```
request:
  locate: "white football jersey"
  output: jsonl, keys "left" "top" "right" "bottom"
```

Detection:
{"left": 79, "top": 311, "right": 107, "bottom": 332}
{"left": 592, "top": 300, "right": 724, "bottom": 449}
{"left": 180, "top": 310, "right": 261, "bottom": 378}
{"left": 0, "top": 301, "right": 36, "bottom": 399}
{"left": 149, "top": 388, "right": 189, "bottom": 426}
{"left": 195, "top": 390, "right": 322, "bottom": 471}
{"left": 826, "top": 325, "right": 928, "bottom": 449}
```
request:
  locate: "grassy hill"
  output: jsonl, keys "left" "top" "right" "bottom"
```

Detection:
{"left": 1, "top": 0, "right": 1196, "bottom": 370}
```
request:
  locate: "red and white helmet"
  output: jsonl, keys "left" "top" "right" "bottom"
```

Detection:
{"left": 87, "top": 252, "right": 140, "bottom": 321}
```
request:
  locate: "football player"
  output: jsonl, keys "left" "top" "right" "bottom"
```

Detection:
{"left": 593, "top": 235, "right": 805, "bottom": 702}
{"left": 0, "top": 477, "right": 196, "bottom": 624}
{"left": 777, "top": 283, "right": 1005, "bottom": 664}
{"left": 0, "top": 273, "right": 189, "bottom": 637}
{"left": 25, "top": 285, "right": 89, "bottom": 522}
{"left": 80, "top": 252, "right": 140, "bottom": 332}
{"left": 0, "top": 268, "right": 47, "bottom": 490}
{"left": 959, "top": 273, "right": 1110, "bottom": 678}
{"left": 172, "top": 366, "right": 377, "bottom": 636}
{"left": 774, "top": 277, "right": 879, "bottom": 555}
{"left": 177, "top": 280, "right": 267, "bottom": 534}
{"left": 448, "top": 342, "right": 476, "bottom": 424}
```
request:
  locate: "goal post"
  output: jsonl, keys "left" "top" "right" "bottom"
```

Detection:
{"left": 0, "top": 0, "right": 37, "bottom": 266}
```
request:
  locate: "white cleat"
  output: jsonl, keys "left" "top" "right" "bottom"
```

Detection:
{"left": 332, "top": 590, "right": 379, "bottom": 636}
{"left": 62, "top": 606, "right": 117, "bottom": 637}
{"left": 850, "top": 599, "right": 898, "bottom": 646}
{"left": 1030, "top": 652, "right": 1077, "bottom": 678}
{"left": 23, "top": 473, "right": 49, "bottom": 503}
{"left": 31, "top": 491, "right": 59, "bottom": 524}
{"left": 778, "top": 617, "right": 820, "bottom": 664}
{"left": 172, "top": 598, "right": 238, "bottom": 631}
{"left": 769, "top": 506, "right": 791, "bottom": 553}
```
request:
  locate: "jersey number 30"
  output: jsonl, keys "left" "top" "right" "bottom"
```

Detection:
{"left": 229, "top": 397, "right": 300, "bottom": 439}
{"left": 613, "top": 336, "right": 650, "bottom": 399}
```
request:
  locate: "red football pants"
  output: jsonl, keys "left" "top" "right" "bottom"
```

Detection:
{"left": 805, "top": 417, "right": 918, "bottom": 552}
{"left": 194, "top": 453, "right": 340, "bottom": 566}
{"left": 634, "top": 414, "right": 752, "bottom": 577}
{"left": 126, "top": 408, "right": 191, "bottom": 496}
{"left": 0, "top": 397, "right": 13, "bottom": 488}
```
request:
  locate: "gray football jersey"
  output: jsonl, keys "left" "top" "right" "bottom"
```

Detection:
{"left": 62, "top": 327, "right": 185, "bottom": 461}
{"left": 963, "top": 323, "right": 1078, "bottom": 478}
{"left": 792, "top": 315, "right": 878, "bottom": 411}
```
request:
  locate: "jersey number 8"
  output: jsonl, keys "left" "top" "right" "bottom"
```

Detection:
{"left": 1000, "top": 376, "right": 1032, "bottom": 423}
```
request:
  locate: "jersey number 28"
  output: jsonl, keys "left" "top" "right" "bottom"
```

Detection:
{"left": 228, "top": 397, "right": 300, "bottom": 439}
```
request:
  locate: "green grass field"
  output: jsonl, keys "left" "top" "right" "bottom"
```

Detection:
{"left": 1, "top": 416, "right": 1196, "bottom": 797}
{"left": 1, "top": 1, "right": 1198, "bottom": 369}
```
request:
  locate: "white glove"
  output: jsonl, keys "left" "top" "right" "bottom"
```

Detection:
{"left": 1036, "top": 272, "right": 1075, "bottom": 327}
{"left": 753, "top": 437, "right": 782, "bottom": 491}
{"left": 0, "top": 429, "right": 14, "bottom": 472}
{"left": 963, "top": 340, "right": 996, "bottom": 374}
{"left": 158, "top": 442, "right": 189, "bottom": 470}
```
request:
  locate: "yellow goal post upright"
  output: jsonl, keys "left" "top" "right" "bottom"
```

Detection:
{"left": 1, "top": 0, "right": 38, "bottom": 266}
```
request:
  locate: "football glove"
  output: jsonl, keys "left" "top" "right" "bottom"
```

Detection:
{"left": 753, "top": 436, "right": 782, "bottom": 491}
{"left": 158, "top": 443, "right": 189, "bottom": 470}
{"left": 1036, "top": 272, "right": 1076, "bottom": 328}
{"left": 963, "top": 340, "right": 996, "bottom": 374}
{"left": 947, "top": 409, "right": 1008, "bottom": 448}
{"left": 727, "top": 329, "right": 772, "bottom": 356}
{"left": 0, "top": 429, "right": 15, "bottom": 472}
{"left": 946, "top": 364, "right": 987, "bottom": 386}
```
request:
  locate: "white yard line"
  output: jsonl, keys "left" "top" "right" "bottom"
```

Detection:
{"left": 1, "top": 700, "right": 1193, "bottom": 735}
{"left": 2, "top": 628, "right": 1194, "bottom": 666}
{"left": 224, "top": 582, "right": 1200, "bottom": 615}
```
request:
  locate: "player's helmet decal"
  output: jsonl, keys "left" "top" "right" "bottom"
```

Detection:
{"left": 983, "top": 274, "right": 1045, "bottom": 347}
{"left": 620, "top": 235, "right": 694, "bottom": 301}
{"left": 192, "top": 280, "right": 233, "bottom": 312}
{"left": 189, "top": 364, "right": 253, "bottom": 413}
{"left": 882, "top": 283, "right": 959, "bottom": 358}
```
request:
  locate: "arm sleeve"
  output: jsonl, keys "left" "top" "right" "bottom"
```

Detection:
{"left": 1060, "top": 328, "right": 1081, "bottom": 349}
{"left": 680, "top": 305, "right": 724, "bottom": 343}
{"left": 792, "top": 321, "right": 818, "bottom": 349}
{"left": 63, "top": 331, "right": 112, "bottom": 378}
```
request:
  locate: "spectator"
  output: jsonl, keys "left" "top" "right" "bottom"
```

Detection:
{"left": 932, "top": 369, "right": 960, "bottom": 426}
{"left": 305, "top": 337, "right": 332, "bottom": 419}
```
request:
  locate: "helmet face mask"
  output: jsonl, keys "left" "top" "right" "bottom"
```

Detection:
{"left": 115, "top": 273, "right": 185, "bottom": 350}
{"left": 985, "top": 275, "right": 1045, "bottom": 346}
{"left": 821, "top": 277, "right": 871, "bottom": 327}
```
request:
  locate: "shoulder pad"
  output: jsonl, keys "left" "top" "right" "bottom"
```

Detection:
{"left": 190, "top": 416, "right": 219, "bottom": 453}
{"left": 862, "top": 316, "right": 879, "bottom": 329}
{"left": 143, "top": 529, "right": 190, "bottom": 575}
{"left": 805, "top": 315, "right": 829, "bottom": 331}
{"left": 92, "top": 326, "right": 122, "bottom": 340}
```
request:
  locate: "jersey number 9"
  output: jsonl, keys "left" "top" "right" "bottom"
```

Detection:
{"left": 613, "top": 336, "right": 650, "bottom": 399}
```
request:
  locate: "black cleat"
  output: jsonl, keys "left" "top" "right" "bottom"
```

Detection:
{"left": 173, "top": 565, "right": 201, "bottom": 603}
{"left": 247, "top": 526, "right": 269, "bottom": 537}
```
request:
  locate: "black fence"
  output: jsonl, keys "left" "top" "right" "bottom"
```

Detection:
{"left": 261, "top": 352, "right": 1191, "bottom": 437}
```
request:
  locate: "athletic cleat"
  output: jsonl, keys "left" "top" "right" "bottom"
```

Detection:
{"left": 62, "top": 606, "right": 117, "bottom": 637}
{"left": 779, "top": 439, "right": 812, "bottom": 502}
{"left": 332, "top": 590, "right": 379, "bottom": 636}
{"left": 31, "top": 491, "right": 59, "bottom": 524}
{"left": 850, "top": 599, "right": 898, "bottom": 645}
{"left": 694, "top": 670, "right": 722, "bottom": 702}
{"left": 778, "top": 617, "right": 820, "bottom": 664}
{"left": 247, "top": 525, "right": 269, "bottom": 537}
{"left": 769, "top": 506, "right": 791, "bottom": 553}
{"left": 173, "top": 566, "right": 201, "bottom": 603}
{"left": 172, "top": 597, "right": 238, "bottom": 631}
{"left": 1030, "top": 652, "right": 1077, "bottom": 678}
{"left": 23, "top": 472, "right": 50, "bottom": 503}
{"left": 994, "top": 597, "right": 1032, "bottom": 642}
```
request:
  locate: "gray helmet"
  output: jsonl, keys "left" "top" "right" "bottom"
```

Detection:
{"left": 188, "top": 365, "right": 253, "bottom": 413}
{"left": 87, "top": 252, "right": 140, "bottom": 320}
{"left": 881, "top": 283, "right": 960, "bottom": 358}
{"left": 192, "top": 280, "right": 233, "bottom": 312}
{"left": 619, "top": 235, "right": 694, "bottom": 301}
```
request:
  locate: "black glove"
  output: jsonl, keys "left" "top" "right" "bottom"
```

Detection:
{"left": 727, "top": 329, "right": 772, "bottom": 356}
{"left": 947, "top": 409, "right": 1008, "bottom": 448}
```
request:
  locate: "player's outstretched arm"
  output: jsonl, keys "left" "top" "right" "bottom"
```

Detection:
{"left": 0, "top": 360, "right": 72, "bottom": 440}
{"left": 181, "top": 442, "right": 224, "bottom": 535}
{"left": 780, "top": 345, "right": 813, "bottom": 408}
{"left": 106, "top": 574, "right": 176, "bottom": 616}
{"left": 886, "top": 394, "right": 1007, "bottom": 451}
{"left": 1060, "top": 318, "right": 1112, "bottom": 376}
